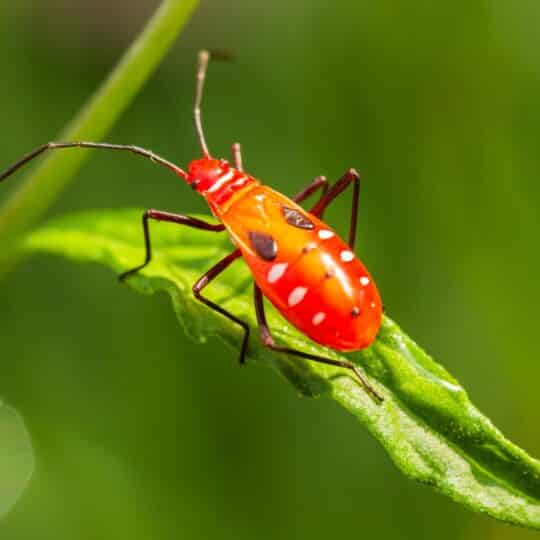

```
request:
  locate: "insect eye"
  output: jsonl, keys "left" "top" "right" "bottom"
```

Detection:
{"left": 281, "top": 206, "right": 314, "bottom": 230}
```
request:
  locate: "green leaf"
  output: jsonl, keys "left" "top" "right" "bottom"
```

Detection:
{"left": 23, "top": 208, "right": 540, "bottom": 529}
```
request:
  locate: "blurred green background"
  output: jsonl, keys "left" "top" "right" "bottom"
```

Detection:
{"left": 1, "top": 1, "right": 539, "bottom": 538}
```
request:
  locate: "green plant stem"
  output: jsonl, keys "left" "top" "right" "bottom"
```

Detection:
{"left": 0, "top": 0, "right": 198, "bottom": 277}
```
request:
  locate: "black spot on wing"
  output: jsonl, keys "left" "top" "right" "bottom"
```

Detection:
{"left": 248, "top": 231, "right": 277, "bottom": 261}
{"left": 281, "top": 206, "right": 314, "bottom": 230}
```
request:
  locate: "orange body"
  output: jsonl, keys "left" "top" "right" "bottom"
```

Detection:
{"left": 186, "top": 158, "right": 382, "bottom": 351}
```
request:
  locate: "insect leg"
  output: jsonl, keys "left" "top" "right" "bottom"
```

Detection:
{"left": 193, "top": 249, "right": 251, "bottom": 364}
{"left": 231, "top": 143, "right": 243, "bottom": 171}
{"left": 253, "top": 285, "right": 383, "bottom": 402}
{"left": 119, "top": 210, "right": 225, "bottom": 281}
{"left": 0, "top": 142, "right": 187, "bottom": 184}
{"left": 310, "top": 168, "right": 360, "bottom": 249}
{"left": 292, "top": 176, "right": 329, "bottom": 210}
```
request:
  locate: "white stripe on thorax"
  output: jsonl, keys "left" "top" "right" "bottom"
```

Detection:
{"left": 206, "top": 170, "right": 235, "bottom": 193}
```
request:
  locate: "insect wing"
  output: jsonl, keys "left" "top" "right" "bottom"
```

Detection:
{"left": 222, "top": 185, "right": 382, "bottom": 350}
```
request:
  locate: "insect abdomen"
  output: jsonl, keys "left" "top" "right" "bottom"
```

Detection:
{"left": 258, "top": 237, "right": 381, "bottom": 350}
{"left": 222, "top": 185, "right": 382, "bottom": 351}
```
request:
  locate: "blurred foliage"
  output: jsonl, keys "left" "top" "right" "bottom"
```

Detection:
{"left": 0, "top": 404, "right": 34, "bottom": 519}
{"left": 1, "top": 1, "right": 540, "bottom": 539}
{"left": 0, "top": 0, "right": 198, "bottom": 269}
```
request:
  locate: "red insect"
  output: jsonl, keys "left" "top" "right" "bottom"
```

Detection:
{"left": 0, "top": 51, "right": 383, "bottom": 401}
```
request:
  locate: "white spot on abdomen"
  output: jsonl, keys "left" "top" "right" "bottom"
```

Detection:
{"left": 318, "top": 229, "right": 334, "bottom": 240}
{"left": 267, "top": 262, "right": 288, "bottom": 284}
{"left": 302, "top": 241, "right": 317, "bottom": 253}
{"left": 340, "top": 250, "right": 354, "bottom": 262}
{"left": 288, "top": 286, "right": 307, "bottom": 307}
{"left": 360, "top": 276, "right": 370, "bottom": 286}
{"left": 312, "top": 312, "right": 326, "bottom": 326}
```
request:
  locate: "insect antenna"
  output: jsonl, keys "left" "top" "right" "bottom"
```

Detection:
{"left": 0, "top": 142, "right": 188, "bottom": 184}
{"left": 194, "top": 50, "right": 211, "bottom": 158}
